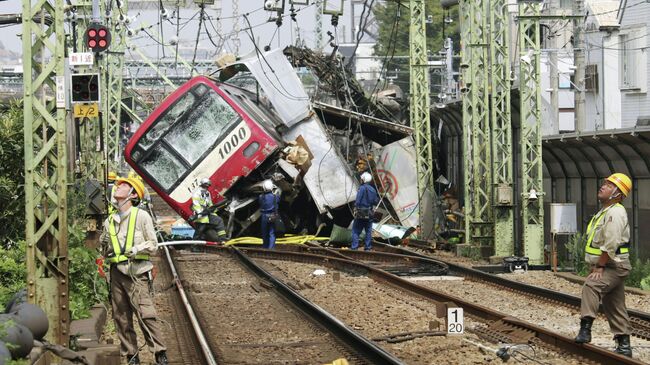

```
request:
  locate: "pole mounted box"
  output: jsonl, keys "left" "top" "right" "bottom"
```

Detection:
{"left": 70, "top": 73, "right": 100, "bottom": 103}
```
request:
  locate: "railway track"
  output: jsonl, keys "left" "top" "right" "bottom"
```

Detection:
{"left": 369, "top": 241, "right": 650, "bottom": 342}
{"left": 226, "top": 244, "right": 643, "bottom": 365}
{"left": 154, "top": 244, "right": 402, "bottom": 364}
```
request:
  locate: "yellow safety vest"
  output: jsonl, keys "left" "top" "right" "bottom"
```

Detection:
{"left": 108, "top": 208, "right": 150, "bottom": 264}
{"left": 584, "top": 203, "right": 630, "bottom": 256}
{"left": 192, "top": 189, "right": 212, "bottom": 224}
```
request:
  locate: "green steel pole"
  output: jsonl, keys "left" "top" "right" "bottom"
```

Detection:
{"left": 105, "top": 0, "right": 128, "bottom": 171}
{"left": 518, "top": 2, "right": 545, "bottom": 264}
{"left": 490, "top": 0, "right": 514, "bottom": 258}
{"left": 460, "top": 0, "right": 492, "bottom": 251}
{"left": 22, "top": 0, "right": 70, "bottom": 346}
{"left": 409, "top": 0, "right": 435, "bottom": 239}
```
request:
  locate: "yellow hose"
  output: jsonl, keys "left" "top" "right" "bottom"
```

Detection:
{"left": 224, "top": 234, "right": 329, "bottom": 246}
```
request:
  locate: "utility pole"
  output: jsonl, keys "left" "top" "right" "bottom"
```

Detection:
{"left": 409, "top": 0, "right": 435, "bottom": 240}
{"left": 490, "top": 0, "right": 514, "bottom": 258}
{"left": 315, "top": 0, "right": 323, "bottom": 51}
{"left": 460, "top": 0, "right": 493, "bottom": 252}
{"left": 104, "top": 0, "right": 128, "bottom": 171}
{"left": 548, "top": 0, "right": 559, "bottom": 135}
{"left": 518, "top": 1, "right": 544, "bottom": 264}
{"left": 573, "top": 0, "right": 585, "bottom": 132}
{"left": 22, "top": 0, "right": 70, "bottom": 346}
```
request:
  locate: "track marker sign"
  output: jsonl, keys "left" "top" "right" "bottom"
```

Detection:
{"left": 447, "top": 307, "right": 464, "bottom": 334}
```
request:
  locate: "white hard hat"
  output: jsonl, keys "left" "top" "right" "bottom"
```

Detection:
{"left": 361, "top": 172, "right": 372, "bottom": 183}
{"left": 200, "top": 177, "right": 211, "bottom": 187}
{"left": 263, "top": 179, "right": 274, "bottom": 192}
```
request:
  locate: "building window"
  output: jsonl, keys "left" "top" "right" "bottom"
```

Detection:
{"left": 585, "top": 64, "right": 598, "bottom": 93}
{"left": 619, "top": 29, "right": 647, "bottom": 91}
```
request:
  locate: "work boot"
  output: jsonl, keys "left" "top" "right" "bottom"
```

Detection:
{"left": 614, "top": 334, "right": 633, "bottom": 357}
{"left": 574, "top": 317, "right": 594, "bottom": 343}
{"left": 127, "top": 354, "right": 140, "bottom": 365}
{"left": 155, "top": 351, "right": 169, "bottom": 365}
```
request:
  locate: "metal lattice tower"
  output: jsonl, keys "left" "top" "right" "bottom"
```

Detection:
{"left": 71, "top": 1, "right": 104, "bottom": 181}
{"left": 460, "top": 0, "right": 492, "bottom": 249}
{"left": 315, "top": 0, "right": 323, "bottom": 50}
{"left": 518, "top": 2, "right": 544, "bottom": 264}
{"left": 408, "top": 0, "right": 434, "bottom": 238}
{"left": 22, "top": 0, "right": 69, "bottom": 345}
{"left": 232, "top": 0, "right": 240, "bottom": 55}
{"left": 105, "top": 0, "right": 128, "bottom": 171}
{"left": 489, "top": 0, "right": 514, "bottom": 257}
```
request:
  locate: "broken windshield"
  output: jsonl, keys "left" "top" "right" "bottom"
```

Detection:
{"left": 135, "top": 83, "right": 241, "bottom": 192}
{"left": 164, "top": 90, "right": 239, "bottom": 164}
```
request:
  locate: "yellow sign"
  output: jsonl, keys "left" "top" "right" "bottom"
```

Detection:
{"left": 73, "top": 103, "right": 99, "bottom": 118}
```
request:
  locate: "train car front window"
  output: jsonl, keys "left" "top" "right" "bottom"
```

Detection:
{"left": 139, "top": 145, "right": 186, "bottom": 191}
{"left": 140, "top": 92, "right": 196, "bottom": 150}
{"left": 163, "top": 89, "right": 239, "bottom": 165}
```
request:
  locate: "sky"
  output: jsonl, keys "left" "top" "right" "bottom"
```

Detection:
{"left": 0, "top": 1, "right": 372, "bottom": 63}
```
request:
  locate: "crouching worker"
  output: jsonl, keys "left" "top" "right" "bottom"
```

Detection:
{"left": 191, "top": 177, "right": 228, "bottom": 243}
{"left": 100, "top": 177, "right": 168, "bottom": 365}
{"left": 351, "top": 172, "right": 379, "bottom": 251}
{"left": 574, "top": 173, "right": 633, "bottom": 358}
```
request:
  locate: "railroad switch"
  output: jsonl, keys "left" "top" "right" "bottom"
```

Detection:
{"left": 502, "top": 256, "right": 529, "bottom": 273}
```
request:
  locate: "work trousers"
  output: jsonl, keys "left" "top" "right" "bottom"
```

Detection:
{"left": 261, "top": 213, "right": 276, "bottom": 249}
{"left": 110, "top": 265, "right": 166, "bottom": 357}
{"left": 580, "top": 264, "right": 631, "bottom": 335}
{"left": 351, "top": 218, "right": 373, "bottom": 250}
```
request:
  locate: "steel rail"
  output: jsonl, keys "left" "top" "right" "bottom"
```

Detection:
{"left": 374, "top": 242, "right": 650, "bottom": 321}
{"left": 371, "top": 242, "right": 650, "bottom": 341}
{"left": 231, "top": 247, "right": 405, "bottom": 365}
{"left": 227, "top": 246, "right": 645, "bottom": 365}
{"left": 161, "top": 246, "right": 219, "bottom": 365}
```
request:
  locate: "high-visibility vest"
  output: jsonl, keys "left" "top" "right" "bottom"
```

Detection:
{"left": 192, "top": 189, "right": 212, "bottom": 224}
{"left": 108, "top": 208, "right": 150, "bottom": 264}
{"left": 584, "top": 203, "right": 630, "bottom": 256}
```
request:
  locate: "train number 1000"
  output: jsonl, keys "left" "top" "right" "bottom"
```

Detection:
{"left": 218, "top": 126, "right": 248, "bottom": 160}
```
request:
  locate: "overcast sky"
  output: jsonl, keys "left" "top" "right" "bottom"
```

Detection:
{"left": 0, "top": 1, "right": 372, "bottom": 62}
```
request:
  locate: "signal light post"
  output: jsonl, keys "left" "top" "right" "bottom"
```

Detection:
{"left": 85, "top": 23, "right": 111, "bottom": 53}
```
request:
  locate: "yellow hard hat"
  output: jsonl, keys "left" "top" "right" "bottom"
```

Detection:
{"left": 107, "top": 171, "right": 118, "bottom": 181}
{"left": 606, "top": 173, "right": 632, "bottom": 196}
{"left": 116, "top": 177, "right": 145, "bottom": 199}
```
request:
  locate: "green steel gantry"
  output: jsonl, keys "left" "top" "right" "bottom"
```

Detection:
{"left": 460, "top": 0, "right": 493, "bottom": 250}
{"left": 22, "top": 0, "right": 70, "bottom": 346}
{"left": 72, "top": 1, "right": 105, "bottom": 182}
{"left": 408, "top": 0, "right": 435, "bottom": 239}
{"left": 518, "top": 1, "right": 544, "bottom": 264}
{"left": 489, "top": 0, "right": 515, "bottom": 257}
{"left": 104, "top": 0, "right": 128, "bottom": 171}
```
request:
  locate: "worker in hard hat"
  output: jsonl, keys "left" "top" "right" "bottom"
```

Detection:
{"left": 574, "top": 173, "right": 633, "bottom": 358}
{"left": 107, "top": 171, "right": 120, "bottom": 215}
{"left": 259, "top": 179, "right": 279, "bottom": 249}
{"left": 190, "top": 177, "right": 227, "bottom": 242}
{"left": 99, "top": 177, "right": 168, "bottom": 365}
{"left": 351, "top": 172, "right": 379, "bottom": 251}
{"left": 128, "top": 171, "right": 152, "bottom": 209}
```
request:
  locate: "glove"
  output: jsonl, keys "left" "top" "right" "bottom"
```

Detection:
{"left": 201, "top": 208, "right": 211, "bottom": 216}
{"left": 125, "top": 247, "right": 138, "bottom": 258}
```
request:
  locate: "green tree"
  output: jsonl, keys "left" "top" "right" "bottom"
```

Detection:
{"left": 372, "top": 0, "right": 459, "bottom": 93}
{"left": 0, "top": 102, "right": 26, "bottom": 245}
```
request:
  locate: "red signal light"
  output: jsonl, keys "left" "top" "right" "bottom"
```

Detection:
{"left": 84, "top": 23, "right": 111, "bottom": 52}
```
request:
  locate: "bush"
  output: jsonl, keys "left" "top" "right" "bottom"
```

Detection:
{"left": 626, "top": 255, "right": 650, "bottom": 289}
{"left": 0, "top": 242, "right": 26, "bottom": 307}
{"left": 566, "top": 233, "right": 589, "bottom": 276}
{"left": 0, "top": 102, "right": 26, "bottom": 245}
